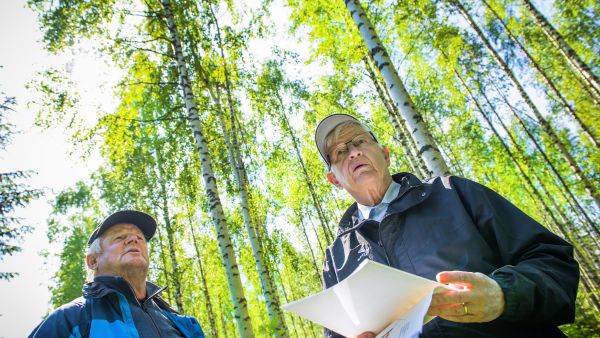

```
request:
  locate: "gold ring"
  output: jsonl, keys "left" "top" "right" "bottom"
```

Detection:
{"left": 463, "top": 303, "right": 469, "bottom": 315}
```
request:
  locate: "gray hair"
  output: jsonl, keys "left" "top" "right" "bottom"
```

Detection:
{"left": 325, "top": 120, "right": 375, "bottom": 151}
{"left": 85, "top": 237, "right": 102, "bottom": 282}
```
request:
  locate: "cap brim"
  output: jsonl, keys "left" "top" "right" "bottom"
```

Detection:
{"left": 88, "top": 210, "right": 157, "bottom": 245}
{"left": 315, "top": 114, "right": 360, "bottom": 167}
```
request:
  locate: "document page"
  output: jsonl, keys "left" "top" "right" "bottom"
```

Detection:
{"left": 281, "top": 260, "right": 441, "bottom": 337}
{"left": 374, "top": 291, "right": 433, "bottom": 338}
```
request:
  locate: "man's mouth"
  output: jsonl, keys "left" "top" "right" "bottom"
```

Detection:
{"left": 125, "top": 248, "right": 141, "bottom": 254}
{"left": 352, "top": 163, "right": 367, "bottom": 172}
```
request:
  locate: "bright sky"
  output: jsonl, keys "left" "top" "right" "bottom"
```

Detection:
{"left": 0, "top": 2, "right": 116, "bottom": 337}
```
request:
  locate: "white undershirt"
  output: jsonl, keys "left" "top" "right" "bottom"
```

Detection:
{"left": 356, "top": 180, "right": 401, "bottom": 222}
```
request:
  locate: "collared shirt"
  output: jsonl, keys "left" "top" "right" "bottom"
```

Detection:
{"left": 356, "top": 180, "right": 401, "bottom": 222}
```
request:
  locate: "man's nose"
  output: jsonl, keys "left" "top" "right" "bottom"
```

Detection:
{"left": 348, "top": 143, "right": 362, "bottom": 159}
{"left": 125, "top": 234, "right": 139, "bottom": 244}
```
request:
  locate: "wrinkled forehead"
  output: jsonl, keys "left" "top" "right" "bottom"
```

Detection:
{"left": 102, "top": 223, "right": 145, "bottom": 238}
{"left": 325, "top": 121, "right": 371, "bottom": 150}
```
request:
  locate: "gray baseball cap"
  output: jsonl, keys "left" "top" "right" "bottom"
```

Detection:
{"left": 87, "top": 210, "right": 157, "bottom": 245}
{"left": 314, "top": 114, "right": 360, "bottom": 167}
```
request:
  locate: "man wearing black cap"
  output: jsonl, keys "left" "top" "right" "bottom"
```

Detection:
{"left": 314, "top": 114, "right": 578, "bottom": 338}
{"left": 29, "top": 210, "right": 205, "bottom": 338}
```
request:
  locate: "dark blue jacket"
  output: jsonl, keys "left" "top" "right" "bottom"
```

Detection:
{"left": 323, "top": 173, "right": 578, "bottom": 338}
{"left": 29, "top": 276, "right": 204, "bottom": 338}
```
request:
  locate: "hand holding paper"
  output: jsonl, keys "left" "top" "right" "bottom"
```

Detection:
{"left": 281, "top": 260, "right": 443, "bottom": 337}
{"left": 428, "top": 271, "right": 505, "bottom": 323}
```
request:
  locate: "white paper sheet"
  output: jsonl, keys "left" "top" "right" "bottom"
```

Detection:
{"left": 374, "top": 291, "right": 434, "bottom": 338}
{"left": 281, "top": 260, "right": 442, "bottom": 337}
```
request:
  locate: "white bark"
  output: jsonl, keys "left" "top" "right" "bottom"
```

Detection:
{"left": 160, "top": 0, "right": 254, "bottom": 336}
{"left": 453, "top": 0, "right": 600, "bottom": 209}
{"left": 217, "top": 106, "right": 288, "bottom": 337}
{"left": 344, "top": 0, "right": 450, "bottom": 177}
{"left": 522, "top": 0, "right": 600, "bottom": 101}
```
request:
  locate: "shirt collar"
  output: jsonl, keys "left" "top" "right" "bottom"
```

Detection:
{"left": 356, "top": 180, "right": 401, "bottom": 220}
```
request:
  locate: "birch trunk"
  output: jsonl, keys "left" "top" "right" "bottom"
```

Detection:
{"left": 439, "top": 40, "right": 598, "bottom": 240}
{"left": 344, "top": 0, "right": 449, "bottom": 177}
{"left": 457, "top": 72, "right": 600, "bottom": 311}
{"left": 217, "top": 108, "right": 288, "bottom": 337}
{"left": 275, "top": 99, "right": 334, "bottom": 244}
{"left": 362, "top": 57, "right": 424, "bottom": 176}
{"left": 188, "top": 216, "right": 218, "bottom": 338}
{"left": 160, "top": 0, "right": 254, "bottom": 336}
{"left": 154, "top": 225, "right": 174, "bottom": 304}
{"left": 204, "top": 2, "right": 288, "bottom": 333}
{"left": 521, "top": 0, "right": 600, "bottom": 101}
{"left": 195, "top": 65, "right": 288, "bottom": 336}
{"left": 297, "top": 214, "right": 323, "bottom": 285}
{"left": 152, "top": 141, "right": 184, "bottom": 312}
{"left": 453, "top": 0, "right": 600, "bottom": 209}
{"left": 489, "top": 81, "right": 599, "bottom": 235}
{"left": 481, "top": 88, "right": 600, "bottom": 248}
{"left": 482, "top": 0, "right": 599, "bottom": 147}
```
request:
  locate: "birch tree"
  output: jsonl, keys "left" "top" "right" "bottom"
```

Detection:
{"left": 159, "top": 0, "right": 254, "bottom": 335}
{"left": 521, "top": 0, "right": 600, "bottom": 101}
{"left": 343, "top": 0, "right": 450, "bottom": 177}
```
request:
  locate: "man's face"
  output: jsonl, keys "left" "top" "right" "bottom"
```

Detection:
{"left": 88, "top": 223, "right": 149, "bottom": 277}
{"left": 326, "top": 124, "right": 391, "bottom": 194}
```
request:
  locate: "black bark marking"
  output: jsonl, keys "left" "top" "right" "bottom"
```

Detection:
{"left": 378, "top": 62, "right": 390, "bottom": 71}
{"left": 371, "top": 46, "right": 384, "bottom": 56}
{"left": 418, "top": 144, "right": 433, "bottom": 155}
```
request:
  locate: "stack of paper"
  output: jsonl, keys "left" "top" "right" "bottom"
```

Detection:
{"left": 281, "top": 260, "right": 441, "bottom": 338}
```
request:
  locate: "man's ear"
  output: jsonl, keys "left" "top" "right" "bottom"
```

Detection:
{"left": 86, "top": 255, "right": 97, "bottom": 270}
{"left": 383, "top": 146, "right": 390, "bottom": 166}
{"left": 327, "top": 171, "right": 342, "bottom": 189}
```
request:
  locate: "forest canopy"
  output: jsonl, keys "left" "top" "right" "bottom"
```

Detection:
{"left": 24, "top": 0, "right": 599, "bottom": 336}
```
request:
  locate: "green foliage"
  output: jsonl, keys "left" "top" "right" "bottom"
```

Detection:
{"left": 46, "top": 181, "right": 100, "bottom": 307}
{"left": 28, "top": 0, "right": 599, "bottom": 336}
{"left": 49, "top": 224, "right": 88, "bottom": 307}
{"left": 0, "top": 94, "right": 43, "bottom": 280}
{"left": 27, "top": 0, "right": 116, "bottom": 52}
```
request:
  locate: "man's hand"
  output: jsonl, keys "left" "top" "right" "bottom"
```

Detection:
{"left": 355, "top": 332, "right": 375, "bottom": 338}
{"left": 427, "top": 271, "right": 505, "bottom": 323}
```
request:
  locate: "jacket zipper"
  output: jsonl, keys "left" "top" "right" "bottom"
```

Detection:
{"left": 124, "top": 281, "right": 165, "bottom": 338}
{"left": 377, "top": 182, "right": 420, "bottom": 268}
{"left": 377, "top": 221, "right": 392, "bottom": 266}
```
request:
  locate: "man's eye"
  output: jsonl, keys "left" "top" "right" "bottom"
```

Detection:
{"left": 354, "top": 138, "right": 366, "bottom": 146}
{"left": 335, "top": 147, "right": 347, "bottom": 158}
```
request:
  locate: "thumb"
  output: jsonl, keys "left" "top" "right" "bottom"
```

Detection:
{"left": 436, "top": 271, "right": 449, "bottom": 283}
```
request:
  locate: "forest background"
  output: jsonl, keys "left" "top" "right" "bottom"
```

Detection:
{"left": 0, "top": 0, "right": 598, "bottom": 337}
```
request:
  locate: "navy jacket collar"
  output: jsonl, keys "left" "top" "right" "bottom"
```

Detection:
{"left": 83, "top": 275, "right": 164, "bottom": 303}
{"left": 336, "top": 172, "right": 427, "bottom": 236}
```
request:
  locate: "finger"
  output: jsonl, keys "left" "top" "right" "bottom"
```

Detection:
{"left": 436, "top": 271, "right": 482, "bottom": 285}
{"left": 428, "top": 302, "right": 467, "bottom": 317}
{"left": 355, "top": 332, "right": 375, "bottom": 338}
{"left": 429, "top": 289, "right": 469, "bottom": 306}
{"left": 441, "top": 314, "right": 475, "bottom": 323}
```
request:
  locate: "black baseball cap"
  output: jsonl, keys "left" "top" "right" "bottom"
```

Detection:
{"left": 87, "top": 210, "right": 157, "bottom": 245}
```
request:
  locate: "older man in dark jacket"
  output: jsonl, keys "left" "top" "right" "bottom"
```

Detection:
{"left": 315, "top": 114, "right": 578, "bottom": 338}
